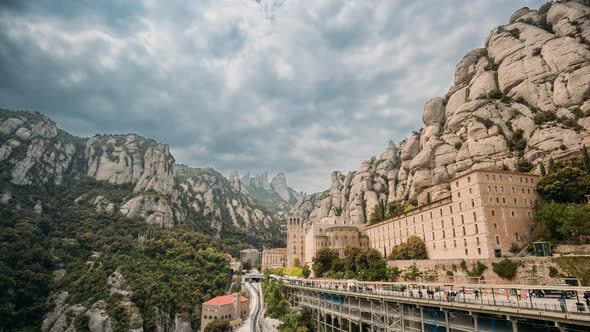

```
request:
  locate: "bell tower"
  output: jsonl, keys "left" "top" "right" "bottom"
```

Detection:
{"left": 287, "top": 215, "right": 305, "bottom": 268}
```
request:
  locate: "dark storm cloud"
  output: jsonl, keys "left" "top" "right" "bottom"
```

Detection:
{"left": 0, "top": 0, "right": 540, "bottom": 192}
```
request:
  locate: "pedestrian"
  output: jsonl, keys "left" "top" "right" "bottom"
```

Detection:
{"left": 474, "top": 290, "right": 479, "bottom": 299}
{"left": 418, "top": 290, "right": 423, "bottom": 298}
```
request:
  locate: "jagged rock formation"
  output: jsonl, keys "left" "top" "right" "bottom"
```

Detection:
{"left": 0, "top": 110, "right": 275, "bottom": 237}
{"left": 292, "top": 0, "right": 590, "bottom": 224}
{"left": 176, "top": 165, "right": 273, "bottom": 233}
{"left": 85, "top": 134, "right": 176, "bottom": 195}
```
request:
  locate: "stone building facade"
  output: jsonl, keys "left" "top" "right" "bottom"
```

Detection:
{"left": 200, "top": 293, "right": 249, "bottom": 332}
{"left": 239, "top": 249, "right": 260, "bottom": 267}
{"left": 261, "top": 248, "right": 287, "bottom": 270}
{"left": 287, "top": 215, "right": 305, "bottom": 269}
{"left": 366, "top": 170, "right": 541, "bottom": 259}
{"left": 287, "top": 216, "right": 369, "bottom": 268}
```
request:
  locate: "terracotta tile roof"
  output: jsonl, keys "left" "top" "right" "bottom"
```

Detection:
{"left": 203, "top": 295, "right": 248, "bottom": 306}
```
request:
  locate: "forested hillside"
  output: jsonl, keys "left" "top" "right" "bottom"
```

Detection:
{"left": 0, "top": 178, "right": 253, "bottom": 331}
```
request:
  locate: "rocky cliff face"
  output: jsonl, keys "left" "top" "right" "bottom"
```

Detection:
{"left": 176, "top": 165, "right": 273, "bottom": 234}
{"left": 292, "top": 0, "right": 590, "bottom": 224}
{"left": 0, "top": 110, "right": 79, "bottom": 185}
{"left": 0, "top": 110, "right": 275, "bottom": 237}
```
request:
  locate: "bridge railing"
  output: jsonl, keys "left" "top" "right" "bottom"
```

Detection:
{"left": 276, "top": 276, "right": 590, "bottom": 318}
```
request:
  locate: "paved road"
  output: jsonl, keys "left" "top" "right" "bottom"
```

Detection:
{"left": 236, "top": 282, "right": 261, "bottom": 332}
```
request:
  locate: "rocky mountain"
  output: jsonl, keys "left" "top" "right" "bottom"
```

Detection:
{"left": 0, "top": 109, "right": 277, "bottom": 239}
{"left": 292, "top": 0, "right": 590, "bottom": 224}
{"left": 234, "top": 171, "right": 301, "bottom": 217}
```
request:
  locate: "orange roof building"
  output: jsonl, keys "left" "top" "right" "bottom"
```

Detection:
{"left": 200, "top": 293, "right": 249, "bottom": 332}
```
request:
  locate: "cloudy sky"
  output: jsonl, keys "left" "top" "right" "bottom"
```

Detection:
{"left": 0, "top": 0, "right": 540, "bottom": 193}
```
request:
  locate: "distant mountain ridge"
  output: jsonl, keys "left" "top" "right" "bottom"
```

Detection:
{"left": 0, "top": 109, "right": 284, "bottom": 242}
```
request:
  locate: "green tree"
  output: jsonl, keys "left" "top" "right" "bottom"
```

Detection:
{"left": 402, "top": 264, "right": 422, "bottom": 281}
{"left": 539, "top": 162, "right": 547, "bottom": 177}
{"left": 311, "top": 248, "right": 340, "bottom": 277}
{"left": 493, "top": 259, "right": 519, "bottom": 280}
{"left": 204, "top": 320, "right": 230, "bottom": 332}
{"left": 293, "top": 257, "right": 301, "bottom": 269}
{"left": 531, "top": 222, "right": 553, "bottom": 241}
{"left": 583, "top": 145, "right": 590, "bottom": 171}
{"left": 243, "top": 260, "right": 252, "bottom": 271}
{"left": 538, "top": 166, "right": 590, "bottom": 203}
{"left": 369, "top": 200, "right": 387, "bottom": 225}
{"left": 389, "top": 236, "right": 427, "bottom": 260}
{"left": 509, "top": 243, "right": 521, "bottom": 255}
{"left": 302, "top": 265, "right": 310, "bottom": 279}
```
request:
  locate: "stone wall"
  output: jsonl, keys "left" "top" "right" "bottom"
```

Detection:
{"left": 387, "top": 257, "right": 564, "bottom": 285}
{"left": 553, "top": 244, "right": 590, "bottom": 256}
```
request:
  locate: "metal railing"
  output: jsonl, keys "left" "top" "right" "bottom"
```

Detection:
{"left": 278, "top": 277, "right": 590, "bottom": 319}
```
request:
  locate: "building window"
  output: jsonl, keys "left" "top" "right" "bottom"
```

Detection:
{"left": 441, "top": 220, "right": 444, "bottom": 228}
{"left": 486, "top": 175, "right": 489, "bottom": 180}
{"left": 491, "top": 210, "right": 495, "bottom": 216}
{"left": 496, "top": 197, "right": 500, "bottom": 203}
{"left": 476, "top": 237, "right": 480, "bottom": 245}
{"left": 502, "top": 197, "right": 506, "bottom": 204}
{"left": 511, "top": 211, "right": 515, "bottom": 217}
{"left": 461, "top": 215, "right": 464, "bottom": 224}
{"left": 522, "top": 188, "right": 525, "bottom": 194}
{"left": 462, "top": 226, "right": 466, "bottom": 236}
{"left": 469, "top": 188, "right": 473, "bottom": 194}
{"left": 471, "top": 199, "right": 475, "bottom": 207}
{"left": 528, "top": 212, "right": 532, "bottom": 219}
{"left": 459, "top": 203, "right": 463, "bottom": 210}
{"left": 525, "top": 178, "right": 529, "bottom": 183}
{"left": 501, "top": 186, "right": 504, "bottom": 192}
{"left": 496, "top": 236, "right": 500, "bottom": 245}
{"left": 515, "top": 233, "right": 520, "bottom": 241}
{"left": 475, "top": 224, "right": 479, "bottom": 234}
{"left": 524, "top": 199, "right": 527, "bottom": 206}
{"left": 478, "top": 248, "right": 482, "bottom": 255}
{"left": 451, "top": 217, "right": 454, "bottom": 226}
{"left": 499, "top": 175, "right": 502, "bottom": 181}
{"left": 456, "top": 181, "right": 459, "bottom": 187}
{"left": 514, "top": 198, "right": 517, "bottom": 204}
{"left": 443, "top": 230, "right": 446, "bottom": 239}
{"left": 432, "top": 233, "right": 435, "bottom": 240}
{"left": 454, "top": 240, "right": 457, "bottom": 247}
{"left": 468, "top": 176, "right": 471, "bottom": 183}
{"left": 488, "top": 186, "right": 491, "bottom": 192}
{"left": 440, "top": 208, "right": 443, "bottom": 216}
{"left": 430, "top": 211, "right": 433, "bottom": 218}
{"left": 450, "top": 206, "right": 453, "bottom": 213}
{"left": 464, "top": 239, "right": 467, "bottom": 246}
{"left": 443, "top": 241, "right": 447, "bottom": 249}
{"left": 473, "top": 211, "right": 477, "bottom": 221}
{"left": 489, "top": 196, "right": 493, "bottom": 203}
{"left": 512, "top": 187, "right": 515, "bottom": 193}
{"left": 453, "top": 229, "right": 456, "bottom": 237}
{"left": 494, "top": 186, "right": 498, "bottom": 192}
{"left": 465, "top": 249, "right": 469, "bottom": 255}
{"left": 510, "top": 176, "right": 513, "bottom": 182}
{"left": 458, "top": 192, "right": 461, "bottom": 198}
